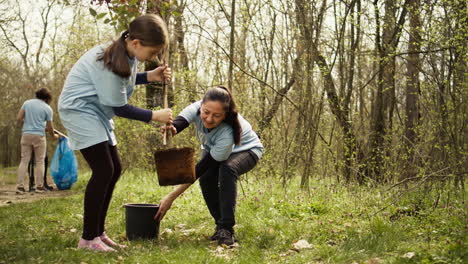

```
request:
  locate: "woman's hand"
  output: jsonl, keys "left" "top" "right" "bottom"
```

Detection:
{"left": 148, "top": 64, "right": 171, "bottom": 83}
{"left": 154, "top": 195, "right": 174, "bottom": 221}
{"left": 154, "top": 184, "right": 192, "bottom": 221}
{"left": 152, "top": 108, "right": 173, "bottom": 123}
{"left": 161, "top": 124, "right": 177, "bottom": 136}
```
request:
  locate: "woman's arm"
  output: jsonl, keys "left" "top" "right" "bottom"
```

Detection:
{"left": 154, "top": 152, "right": 220, "bottom": 221}
{"left": 154, "top": 183, "right": 191, "bottom": 221}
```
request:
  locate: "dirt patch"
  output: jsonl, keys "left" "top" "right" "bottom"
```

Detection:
{"left": 0, "top": 169, "right": 76, "bottom": 207}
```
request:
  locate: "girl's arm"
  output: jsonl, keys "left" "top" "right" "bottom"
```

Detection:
{"left": 135, "top": 65, "right": 171, "bottom": 85}
{"left": 114, "top": 104, "right": 172, "bottom": 123}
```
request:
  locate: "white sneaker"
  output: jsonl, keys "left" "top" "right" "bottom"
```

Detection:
{"left": 77, "top": 237, "right": 116, "bottom": 252}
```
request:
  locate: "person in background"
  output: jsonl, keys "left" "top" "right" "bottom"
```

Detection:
{"left": 58, "top": 14, "right": 173, "bottom": 252}
{"left": 28, "top": 151, "right": 53, "bottom": 192}
{"left": 16, "top": 88, "right": 59, "bottom": 194}
{"left": 155, "top": 86, "right": 263, "bottom": 247}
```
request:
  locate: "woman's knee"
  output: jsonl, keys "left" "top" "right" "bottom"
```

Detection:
{"left": 219, "top": 162, "right": 238, "bottom": 178}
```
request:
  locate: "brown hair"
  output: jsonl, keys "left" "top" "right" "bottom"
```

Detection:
{"left": 97, "top": 14, "right": 169, "bottom": 78}
{"left": 35, "top": 88, "right": 52, "bottom": 104}
{"left": 202, "top": 86, "right": 242, "bottom": 145}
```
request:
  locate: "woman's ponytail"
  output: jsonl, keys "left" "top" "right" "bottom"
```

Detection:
{"left": 226, "top": 110, "right": 242, "bottom": 145}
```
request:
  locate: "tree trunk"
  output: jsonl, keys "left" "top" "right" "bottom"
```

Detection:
{"left": 227, "top": 0, "right": 236, "bottom": 92}
{"left": 368, "top": 0, "right": 409, "bottom": 182}
{"left": 403, "top": 0, "right": 421, "bottom": 180}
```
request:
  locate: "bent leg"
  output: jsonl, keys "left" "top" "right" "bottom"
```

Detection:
{"left": 218, "top": 151, "right": 258, "bottom": 231}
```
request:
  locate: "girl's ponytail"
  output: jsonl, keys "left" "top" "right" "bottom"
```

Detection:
{"left": 97, "top": 14, "right": 168, "bottom": 78}
{"left": 97, "top": 30, "right": 132, "bottom": 78}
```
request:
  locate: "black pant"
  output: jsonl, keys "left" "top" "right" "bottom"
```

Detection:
{"left": 28, "top": 152, "right": 49, "bottom": 189}
{"left": 80, "top": 142, "right": 122, "bottom": 240}
{"left": 198, "top": 150, "right": 259, "bottom": 232}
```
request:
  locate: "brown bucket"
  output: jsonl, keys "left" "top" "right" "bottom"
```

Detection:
{"left": 154, "top": 147, "right": 196, "bottom": 186}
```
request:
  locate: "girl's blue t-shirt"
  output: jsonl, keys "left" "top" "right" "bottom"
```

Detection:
{"left": 21, "top": 99, "right": 53, "bottom": 136}
{"left": 179, "top": 101, "right": 263, "bottom": 161}
{"left": 58, "top": 44, "right": 137, "bottom": 150}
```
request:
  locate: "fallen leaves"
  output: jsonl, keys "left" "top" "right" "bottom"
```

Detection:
{"left": 365, "top": 257, "right": 382, "bottom": 264}
{"left": 278, "top": 239, "right": 314, "bottom": 259}
{"left": 402, "top": 252, "right": 415, "bottom": 258}
{"left": 210, "top": 244, "right": 239, "bottom": 260}
{"left": 292, "top": 239, "right": 313, "bottom": 251}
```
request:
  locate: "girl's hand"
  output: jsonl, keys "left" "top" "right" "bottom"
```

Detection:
{"left": 154, "top": 195, "right": 174, "bottom": 221}
{"left": 148, "top": 64, "right": 171, "bottom": 83}
{"left": 161, "top": 125, "right": 177, "bottom": 136}
{"left": 152, "top": 108, "right": 173, "bottom": 123}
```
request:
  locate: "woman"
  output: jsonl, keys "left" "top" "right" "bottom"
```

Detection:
{"left": 155, "top": 86, "right": 263, "bottom": 246}
{"left": 58, "top": 14, "right": 173, "bottom": 252}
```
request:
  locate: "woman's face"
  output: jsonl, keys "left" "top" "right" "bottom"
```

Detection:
{"left": 200, "top": 101, "right": 226, "bottom": 129}
{"left": 128, "top": 39, "right": 163, "bottom": 61}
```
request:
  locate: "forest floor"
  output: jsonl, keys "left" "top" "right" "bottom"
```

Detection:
{"left": 0, "top": 167, "right": 465, "bottom": 263}
{"left": 0, "top": 168, "right": 75, "bottom": 207}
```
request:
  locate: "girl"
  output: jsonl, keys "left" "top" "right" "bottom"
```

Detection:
{"left": 58, "top": 14, "right": 172, "bottom": 252}
{"left": 155, "top": 86, "right": 263, "bottom": 246}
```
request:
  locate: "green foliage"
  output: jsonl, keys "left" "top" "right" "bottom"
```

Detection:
{"left": 0, "top": 168, "right": 465, "bottom": 263}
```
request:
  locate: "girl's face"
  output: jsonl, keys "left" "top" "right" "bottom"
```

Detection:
{"left": 200, "top": 101, "right": 226, "bottom": 129}
{"left": 127, "top": 39, "right": 163, "bottom": 61}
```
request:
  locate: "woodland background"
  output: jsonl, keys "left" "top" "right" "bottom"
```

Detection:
{"left": 0, "top": 0, "right": 466, "bottom": 187}
{"left": 0, "top": 1, "right": 466, "bottom": 263}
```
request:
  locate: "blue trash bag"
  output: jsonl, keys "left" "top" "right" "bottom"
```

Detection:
{"left": 50, "top": 137, "right": 78, "bottom": 190}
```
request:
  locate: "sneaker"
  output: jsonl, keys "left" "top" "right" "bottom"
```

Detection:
{"left": 78, "top": 237, "right": 116, "bottom": 252}
{"left": 209, "top": 227, "right": 220, "bottom": 241}
{"left": 100, "top": 232, "right": 126, "bottom": 249}
{"left": 16, "top": 187, "right": 26, "bottom": 194}
{"left": 44, "top": 185, "right": 54, "bottom": 191}
{"left": 35, "top": 187, "right": 46, "bottom": 193}
{"left": 217, "top": 229, "right": 235, "bottom": 246}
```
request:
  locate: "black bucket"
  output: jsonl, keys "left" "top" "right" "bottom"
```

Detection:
{"left": 124, "top": 203, "right": 160, "bottom": 240}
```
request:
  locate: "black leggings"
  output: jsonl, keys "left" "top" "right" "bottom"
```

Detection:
{"left": 80, "top": 142, "right": 122, "bottom": 240}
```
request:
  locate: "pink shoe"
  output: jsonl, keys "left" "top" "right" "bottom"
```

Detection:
{"left": 77, "top": 237, "right": 116, "bottom": 252}
{"left": 100, "top": 232, "right": 127, "bottom": 249}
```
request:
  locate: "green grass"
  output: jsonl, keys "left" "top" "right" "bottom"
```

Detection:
{"left": 0, "top": 168, "right": 465, "bottom": 263}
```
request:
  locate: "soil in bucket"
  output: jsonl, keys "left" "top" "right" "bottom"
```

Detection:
{"left": 154, "top": 147, "right": 196, "bottom": 186}
{"left": 125, "top": 203, "right": 160, "bottom": 240}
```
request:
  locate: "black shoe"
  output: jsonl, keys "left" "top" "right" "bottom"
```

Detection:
{"left": 209, "top": 227, "right": 220, "bottom": 241}
{"left": 217, "top": 229, "right": 235, "bottom": 246}
{"left": 44, "top": 185, "right": 53, "bottom": 191}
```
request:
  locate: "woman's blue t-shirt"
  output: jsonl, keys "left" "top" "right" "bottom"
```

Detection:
{"left": 58, "top": 44, "right": 137, "bottom": 150}
{"left": 179, "top": 101, "right": 263, "bottom": 161}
